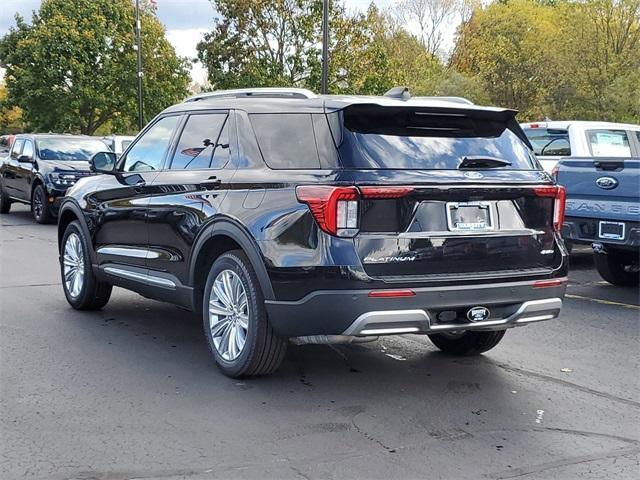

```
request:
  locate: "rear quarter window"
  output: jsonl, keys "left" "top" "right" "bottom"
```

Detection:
{"left": 250, "top": 113, "right": 321, "bottom": 169}
{"left": 586, "top": 129, "right": 631, "bottom": 157}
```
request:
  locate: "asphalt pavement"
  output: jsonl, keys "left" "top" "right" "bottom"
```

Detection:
{"left": 1, "top": 204, "right": 639, "bottom": 480}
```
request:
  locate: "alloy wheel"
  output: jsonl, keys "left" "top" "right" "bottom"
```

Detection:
{"left": 208, "top": 269, "right": 249, "bottom": 361}
{"left": 63, "top": 232, "right": 85, "bottom": 298}
{"left": 33, "top": 189, "right": 44, "bottom": 219}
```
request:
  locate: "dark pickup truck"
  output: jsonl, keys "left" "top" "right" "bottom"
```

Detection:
{"left": 557, "top": 157, "right": 639, "bottom": 286}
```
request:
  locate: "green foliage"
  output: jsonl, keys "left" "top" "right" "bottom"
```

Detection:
{"left": 451, "top": 0, "right": 640, "bottom": 122}
{"left": 0, "top": 0, "right": 190, "bottom": 134}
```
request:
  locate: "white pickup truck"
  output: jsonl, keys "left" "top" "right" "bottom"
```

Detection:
{"left": 520, "top": 121, "right": 640, "bottom": 174}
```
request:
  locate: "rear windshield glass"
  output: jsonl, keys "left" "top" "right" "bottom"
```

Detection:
{"left": 37, "top": 138, "right": 108, "bottom": 161}
{"left": 334, "top": 107, "right": 536, "bottom": 170}
{"left": 523, "top": 127, "right": 571, "bottom": 156}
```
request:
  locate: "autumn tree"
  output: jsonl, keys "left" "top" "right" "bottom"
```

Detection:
{"left": 0, "top": 0, "right": 190, "bottom": 135}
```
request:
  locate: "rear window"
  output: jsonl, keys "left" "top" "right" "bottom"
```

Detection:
{"left": 586, "top": 129, "right": 631, "bottom": 157}
{"left": 335, "top": 106, "right": 536, "bottom": 170}
{"left": 523, "top": 127, "right": 571, "bottom": 156}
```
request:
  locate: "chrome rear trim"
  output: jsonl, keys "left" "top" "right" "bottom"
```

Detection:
{"left": 342, "top": 298, "right": 562, "bottom": 336}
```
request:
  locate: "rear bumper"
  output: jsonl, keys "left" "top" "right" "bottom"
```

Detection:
{"left": 265, "top": 278, "right": 567, "bottom": 337}
{"left": 563, "top": 216, "right": 640, "bottom": 249}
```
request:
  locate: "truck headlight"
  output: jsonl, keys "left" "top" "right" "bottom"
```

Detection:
{"left": 50, "top": 172, "right": 77, "bottom": 186}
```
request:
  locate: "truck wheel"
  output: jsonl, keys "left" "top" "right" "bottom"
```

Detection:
{"left": 0, "top": 183, "right": 11, "bottom": 214}
{"left": 594, "top": 250, "right": 639, "bottom": 287}
{"left": 203, "top": 250, "right": 287, "bottom": 378}
{"left": 428, "top": 330, "right": 506, "bottom": 356}
{"left": 61, "top": 220, "right": 112, "bottom": 310}
{"left": 32, "top": 184, "right": 53, "bottom": 224}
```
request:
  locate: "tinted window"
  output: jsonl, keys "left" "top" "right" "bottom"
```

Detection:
{"left": 123, "top": 116, "right": 179, "bottom": 172}
{"left": 22, "top": 140, "right": 34, "bottom": 158}
{"left": 522, "top": 128, "right": 571, "bottom": 156}
{"left": 36, "top": 138, "right": 108, "bottom": 161}
{"left": 11, "top": 139, "right": 24, "bottom": 159}
{"left": 250, "top": 114, "right": 320, "bottom": 169}
{"left": 170, "top": 113, "right": 227, "bottom": 170}
{"left": 211, "top": 118, "right": 230, "bottom": 169}
{"left": 587, "top": 129, "right": 631, "bottom": 157}
{"left": 336, "top": 107, "right": 535, "bottom": 170}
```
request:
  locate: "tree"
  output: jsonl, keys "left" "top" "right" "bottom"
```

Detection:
{"left": 0, "top": 83, "right": 23, "bottom": 134}
{"left": 197, "top": 0, "right": 324, "bottom": 90}
{"left": 198, "top": 1, "right": 444, "bottom": 96}
{"left": 0, "top": 0, "right": 190, "bottom": 135}
{"left": 395, "top": 0, "right": 470, "bottom": 58}
{"left": 450, "top": 0, "right": 640, "bottom": 122}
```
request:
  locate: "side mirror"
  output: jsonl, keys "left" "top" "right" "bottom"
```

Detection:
{"left": 90, "top": 151, "right": 118, "bottom": 174}
{"left": 18, "top": 155, "right": 34, "bottom": 163}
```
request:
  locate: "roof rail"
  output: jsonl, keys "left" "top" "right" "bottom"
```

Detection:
{"left": 384, "top": 86, "right": 411, "bottom": 100}
{"left": 184, "top": 87, "right": 318, "bottom": 103}
{"left": 415, "top": 96, "right": 474, "bottom": 105}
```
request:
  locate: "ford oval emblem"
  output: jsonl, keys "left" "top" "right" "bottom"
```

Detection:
{"left": 467, "top": 306, "right": 490, "bottom": 322}
{"left": 596, "top": 176, "right": 618, "bottom": 190}
{"left": 464, "top": 171, "right": 484, "bottom": 179}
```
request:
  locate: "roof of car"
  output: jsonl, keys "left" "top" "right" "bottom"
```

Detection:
{"left": 163, "top": 93, "right": 515, "bottom": 117}
{"left": 521, "top": 120, "right": 640, "bottom": 130}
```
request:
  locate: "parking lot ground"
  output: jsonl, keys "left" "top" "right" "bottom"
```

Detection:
{"left": 1, "top": 204, "right": 639, "bottom": 480}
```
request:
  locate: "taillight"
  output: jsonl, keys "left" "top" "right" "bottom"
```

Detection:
{"left": 296, "top": 185, "right": 415, "bottom": 236}
{"left": 296, "top": 186, "right": 360, "bottom": 237}
{"left": 360, "top": 186, "right": 414, "bottom": 199}
{"left": 534, "top": 185, "right": 566, "bottom": 232}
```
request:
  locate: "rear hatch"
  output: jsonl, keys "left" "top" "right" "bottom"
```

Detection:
{"left": 330, "top": 104, "right": 564, "bottom": 281}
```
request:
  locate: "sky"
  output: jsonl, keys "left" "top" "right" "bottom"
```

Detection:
{"left": 0, "top": 0, "right": 397, "bottom": 85}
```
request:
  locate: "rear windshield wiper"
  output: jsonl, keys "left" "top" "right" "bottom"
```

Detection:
{"left": 458, "top": 156, "right": 512, "bottom": 169}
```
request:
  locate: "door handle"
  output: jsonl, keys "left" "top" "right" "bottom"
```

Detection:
{"left": 201, "top": 176, "right": 222, "bottom": 190}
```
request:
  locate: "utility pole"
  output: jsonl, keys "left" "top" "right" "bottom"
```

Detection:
{"left": 321, "top": 0, "right": 329, "bottom": 94}
{"left": 135, "top": 0, "right": 144, "bottom": 130}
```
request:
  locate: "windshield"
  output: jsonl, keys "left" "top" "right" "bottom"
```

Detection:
{"left": 522, "top": 128, "right": 570, "bottom": 156}
{"left": 334, "top": 107, "right": 536, "bottom": 170}
{"left": 36, "top": 138, "right": 108, "bottom": 161}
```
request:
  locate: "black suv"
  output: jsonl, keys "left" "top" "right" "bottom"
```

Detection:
{"left": 56, "top": 88, "right": 568, "bottom": 377}
{"left": 0, "top": 134, "right": 107, "bottom": 223}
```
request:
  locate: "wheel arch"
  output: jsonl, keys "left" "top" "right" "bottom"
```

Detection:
{"left": 189, "top": 219, "right": 275, "bottom": 311}
{"left": 57, "top": 200, "right": 95, "bottom": 261}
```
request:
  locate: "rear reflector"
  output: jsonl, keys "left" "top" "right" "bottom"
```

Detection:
{"left": 533, "top": 279, "right": 564, "bottom": 288}
{"left": 368, "top": 289, "right": 416, "bottom": 298}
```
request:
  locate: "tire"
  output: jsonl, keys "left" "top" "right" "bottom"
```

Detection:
{"left": 31, "top": 184, "right": 53, "bottom": 224}
{"left": 0, "top": 183, "right": 11, "bottom": 214}
{"left": 202, "top": 250, "right": 287, "bottom": 378}
{"left": 60, "top": 220, "right": 112, "bottom": 310}
{"left": 428, "top": 330, "right": 506, "bottom": 356}
{"left": 594, "top": 250, "right": 639, "bottom": 287}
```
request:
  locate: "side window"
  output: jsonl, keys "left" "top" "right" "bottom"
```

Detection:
{"left": 170, "top": 113, "right": 227, "bottom": 170}
{"left": 22, "top": 140, "right": 34, "bottom": 159}
{"left": 586, "top": 129, "right": 631, "bottom": 157}
{"left": 11, "top": 139, "right": 24, "bottom": 159}
{"left": 123, "top": 116, "right": 180, "bottom": 172}
{"left": 250, "top": 113, "right": 320, "bottom": 169}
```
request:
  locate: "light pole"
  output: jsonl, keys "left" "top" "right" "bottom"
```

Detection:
{"left": 135, "top": 0, "right": 144, "bottom": 130}
{"left": 321, "top": 0, "right": 329, "bottom": 94}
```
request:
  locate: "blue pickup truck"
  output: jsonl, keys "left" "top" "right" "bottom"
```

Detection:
{"left": 557, "top": 157, "right": 639, "bottom": 286}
